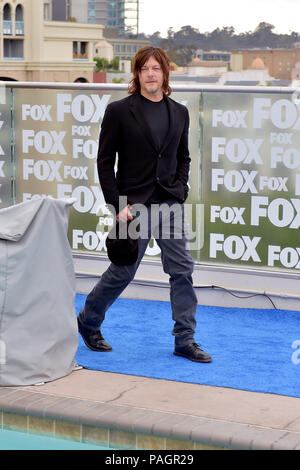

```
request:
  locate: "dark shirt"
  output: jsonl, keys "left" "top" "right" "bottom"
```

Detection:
{"left": 139, "top": 93, "right": 169, "bottom": 151}
{"left": 139, "top": 94, "right": 173, "bottom": 204}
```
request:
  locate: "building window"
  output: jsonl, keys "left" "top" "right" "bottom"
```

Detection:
{"left": 15, "top": 5, "right": 24, "bottom": 35}
{"left": 73, "top": 41, "right": 88, "bottom": 60}
{"left": 4, "top": 39, "right": 24, "bottom": 59}
{"left": 15, "top": 4, "right": 23, "bottom": 21}
{"left": 43, "top": 0, "right": 52, "bottom": 20}
{"left": 3, "top": 3, "right": 12, "bottom": 35}
{"left": 3, "top": 3, "right": 11, "bottom": 20}
{"left": 66, "top": 0, "right": 71, "bottom": 19}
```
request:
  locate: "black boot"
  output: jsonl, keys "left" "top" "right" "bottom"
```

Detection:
{"left": 77, "top": 318, "right": 112, "bottom": 352}
{"left": 174, "top": 342, "right": 212, "bottom": 362}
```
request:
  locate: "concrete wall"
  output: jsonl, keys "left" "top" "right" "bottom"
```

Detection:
{"left": 230, "top": 53, "right": 243, "bottom": 72}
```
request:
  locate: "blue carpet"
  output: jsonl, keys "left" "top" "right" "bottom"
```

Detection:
{"left": 75, "top": 294, "right": 300, "bottom": 398}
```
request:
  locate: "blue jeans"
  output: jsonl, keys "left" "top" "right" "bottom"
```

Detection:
{"left": 78, "top": 200, "right": 197, "bottom": 347}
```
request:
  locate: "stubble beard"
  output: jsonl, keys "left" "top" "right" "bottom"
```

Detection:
{"left": 145, "top": 84, "right": 159, "bottom": 95}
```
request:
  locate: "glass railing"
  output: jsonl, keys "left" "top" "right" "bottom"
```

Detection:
{"left": 15, "top": 21, "right": 24, "bottom": 35}
{"left": 1, "top": 81, "right": 299, "bottom": 275}
{"left": 3, "top": 20, "right": 12, "bottom": 35}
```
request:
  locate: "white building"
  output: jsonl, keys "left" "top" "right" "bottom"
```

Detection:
{"left": 187, "top": 57, "right": 228, "bottom": 77}
{"left": 221, "top": 57, "right": 274, "bottom": 85}
{"left": 0, "top": 0, "right": 104, "bottom": 82}
{"left": 94, "top": 39, "right": 114, "bottom": 61}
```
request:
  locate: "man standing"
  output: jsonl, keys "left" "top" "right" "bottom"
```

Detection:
{"left": 77, "top": 47, "right": 212, "bottom": 363}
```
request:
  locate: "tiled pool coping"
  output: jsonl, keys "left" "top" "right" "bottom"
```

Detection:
{"left": 1, "top": 387, "right": 300, "bottom": 450}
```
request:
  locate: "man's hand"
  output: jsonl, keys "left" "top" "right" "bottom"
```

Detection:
{"left": 116, "top": 204, "right": 134, "bottom": 223}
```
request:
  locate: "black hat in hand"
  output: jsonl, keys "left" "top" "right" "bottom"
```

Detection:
{"left": 105, "top": 220, "right": 139, "bottom": 266}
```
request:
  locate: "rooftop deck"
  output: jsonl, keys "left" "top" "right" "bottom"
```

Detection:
{"left": 1, "top": 82, "right": 300, "bottom": 451}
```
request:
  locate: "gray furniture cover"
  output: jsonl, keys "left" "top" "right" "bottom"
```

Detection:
{"left": 0, "top": 197, "right": 78, "bottom": 386}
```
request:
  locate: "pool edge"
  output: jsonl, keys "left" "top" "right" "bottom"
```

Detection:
{"left": 0, "top": 386, "right": 299, "bottom": 450}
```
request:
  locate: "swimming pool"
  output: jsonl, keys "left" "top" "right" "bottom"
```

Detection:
{"left": 0, "top": 428, "right": 117, "bottom": 450}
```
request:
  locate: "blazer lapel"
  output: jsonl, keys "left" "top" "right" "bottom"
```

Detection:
{"left": 129, "top": 94, "right": 157, "bottom": 151}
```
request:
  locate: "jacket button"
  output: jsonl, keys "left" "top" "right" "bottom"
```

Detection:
{"left": 158, "top": 154, "right": 162, "bottom": 158}
{"left": 156, "top": 176, "right": 160, "bottom": 181}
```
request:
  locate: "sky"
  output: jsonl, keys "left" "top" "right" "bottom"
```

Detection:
{"left": 138, "top": 0, "right": 300, "bottom": 37}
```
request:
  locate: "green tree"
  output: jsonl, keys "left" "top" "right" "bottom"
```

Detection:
{"left": 110, "top": 58, "right": 120, "bottom": 71}
{"left": 94, "top": 57, "right": 109, "bottom": 72}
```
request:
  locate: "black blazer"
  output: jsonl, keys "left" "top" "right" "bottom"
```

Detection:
{"left": 97, "top": 93, "right": 191, "bottom": 213}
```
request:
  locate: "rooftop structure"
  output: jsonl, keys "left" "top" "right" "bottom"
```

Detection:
{"left": 231, "top": 47, "right": 300, "bottom": 80}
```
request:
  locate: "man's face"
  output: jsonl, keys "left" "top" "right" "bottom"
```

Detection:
{"left": 138, "top": 56, "right": 164, "bottom": 100}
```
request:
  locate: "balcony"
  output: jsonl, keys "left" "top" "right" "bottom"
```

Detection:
{"left": 73, "top": 53, "right": 88, "bottom": 61}
{"left": 15, "top": 21, "right": 24, "bottom": 36}
{"left": 3, "top": 20, "right": 12, "bottom": 35}
{"left": 73, "top": 41, "right": 88, "bottom": 61}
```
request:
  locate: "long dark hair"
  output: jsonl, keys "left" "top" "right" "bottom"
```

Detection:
{"left": 128, "top": 46, "right": 172, "bottom": 96}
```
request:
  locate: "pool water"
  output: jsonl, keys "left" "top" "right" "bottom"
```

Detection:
{"left": 0, "top": 428, "right": 116, "bottom": 450}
